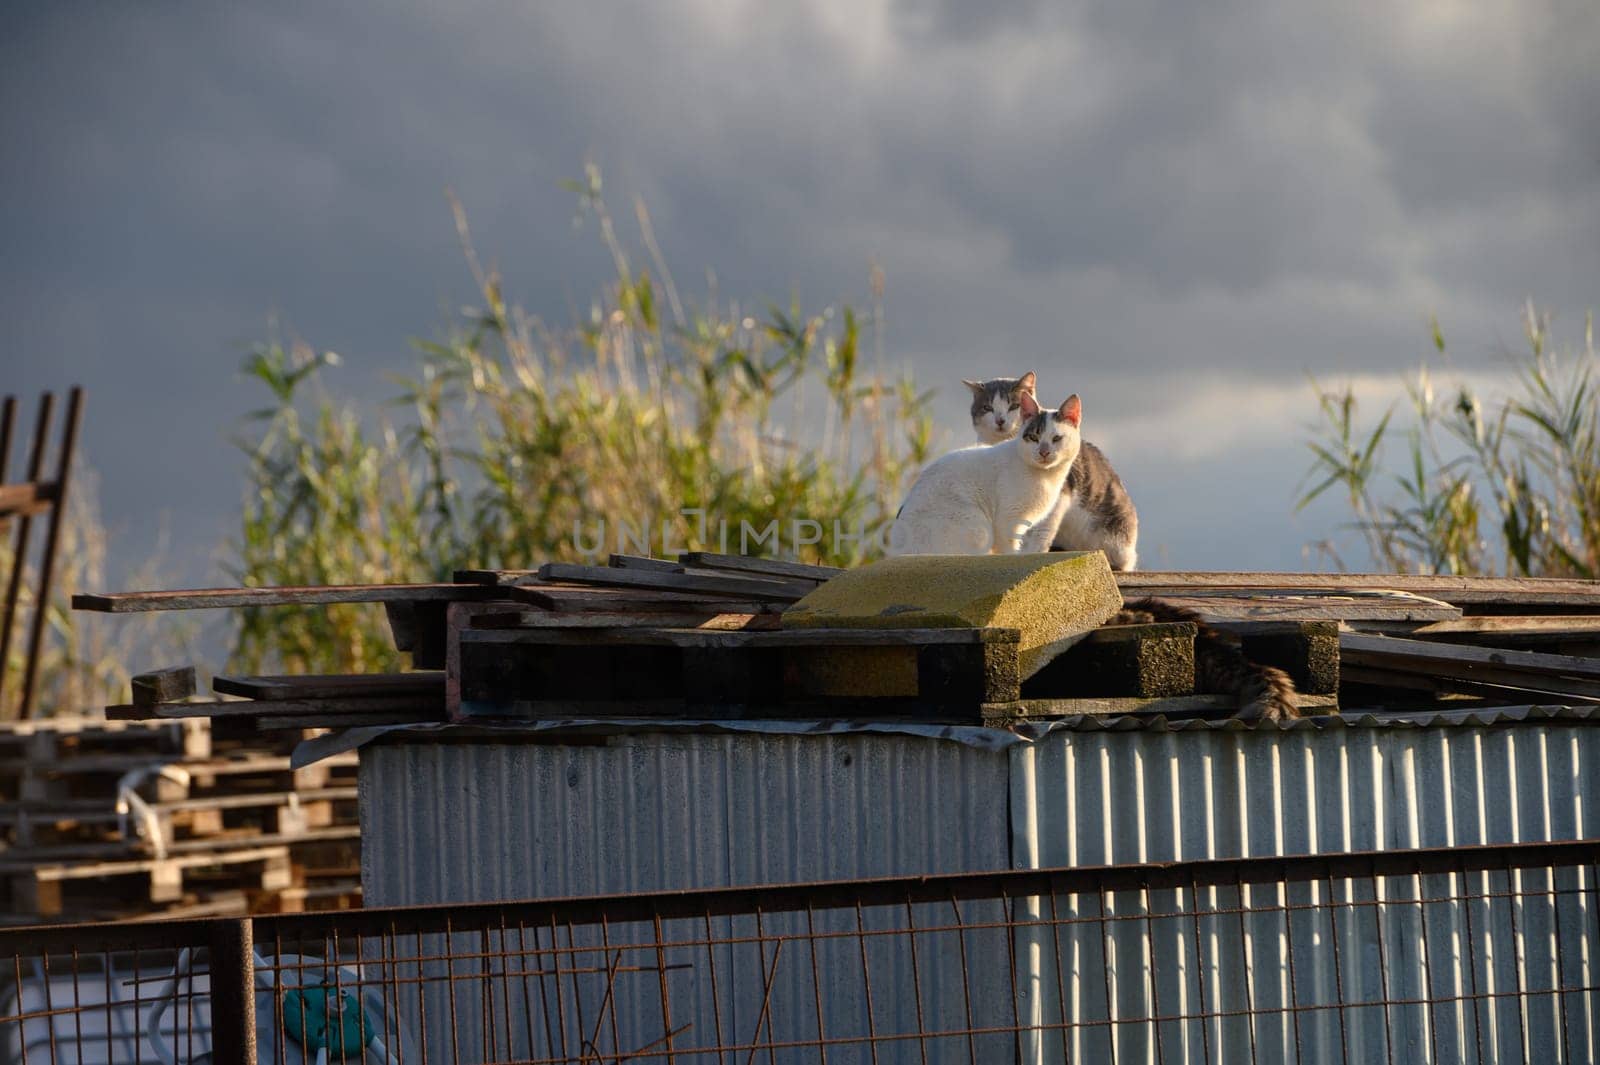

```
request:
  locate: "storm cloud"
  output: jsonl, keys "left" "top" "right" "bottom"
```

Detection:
{"left": 2, "top": 0, "right": 1595, "bottom": 578}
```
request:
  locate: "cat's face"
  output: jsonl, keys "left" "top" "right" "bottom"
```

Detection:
{"left": 1017, "top": 393, "right": 1082, "bottom": 470}
{"left": 964, "top": 371, "right": 1036, "bottom": 444}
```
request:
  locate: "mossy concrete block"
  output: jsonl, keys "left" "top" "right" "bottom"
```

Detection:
{"left": 784, "top": 552, "right": 1122, "bottom": 679}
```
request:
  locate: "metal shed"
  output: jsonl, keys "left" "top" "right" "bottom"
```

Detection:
{"left": 355, "top": 710, "right": 1600, "bottom": 1064}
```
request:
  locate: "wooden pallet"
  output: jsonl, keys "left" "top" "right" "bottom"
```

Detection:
{"left": 3, "top": 844, "right": 293, "bottom": 918}
{"left": 454, "top": 624, "right": 1024, "bottom": 722}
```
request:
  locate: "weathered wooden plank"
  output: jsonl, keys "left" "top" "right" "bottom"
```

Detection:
{"left": 1341, "top": 632, "right": 1600, "bottom": 678}
{"left": 504, "top": 584, "right": 784, "bottom": 615}
{"left": 1408, "top": 615, "right": 1600, "bottom": 636}
{"left": 107, "top": 696, "right": 441, "bottom": 721}
{"left": 0, "top": 480, "right": 59, "bottom": 518}
{"left": 460, "top": 625, "right": 1015, "bottom": 648}
{"left": 678, "top": 552, "right": 842, "bottom": 583}
{"left": 607, "top": 554, "right": 684, "bottom": 572}
{"left": 997, "top": 693, "right": 1341, "bottom": 720}
{"left": 1338, "top": 665, "right": 1600, "bottom": 704}
{"left": 471, "top": 610, "right": 778, "bottom": 631}
{"left": 1130, "top": 593, "right": 1459, "bottom": 622}
{"left": 73, "top": 583, "right": 496, "bottom": 613}
{"left": 211, "top": 672, "right": 443, "bottom": 700}
{"left": 1340, "top": 633, "right": 1600, "bottom": 699}
{"left": 131, "top": 666, "right": 197, "bottom": 706}
{"left": 253, "top": 709, "right": 444, "bottom": 730}
{"left": 537, "top": 562, "right": 813, "bottom": 601}
{"left": 454, "top": 696, "right": 1006, "bottom": 724}
{"left": 1120, "top": 571, "right": 1600, "bottom": 606}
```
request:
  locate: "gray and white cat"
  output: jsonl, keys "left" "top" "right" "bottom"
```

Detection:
{"left": 890, "top": 392, "right": 1082, "bottom": 555}
{"left": 963, "top": 371, "right": 1036, "bottom": 444}
{"left": 970, "top": 373, "right": 1140, "bottom": 570}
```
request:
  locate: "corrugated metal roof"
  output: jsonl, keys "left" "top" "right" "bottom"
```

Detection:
{"left": 297, "top": 703, "right": 1600, "bottom": 767}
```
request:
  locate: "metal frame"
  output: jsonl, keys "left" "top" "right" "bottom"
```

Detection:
{"left": 1, "top": 837, "right": 1597, "bottom": 1063}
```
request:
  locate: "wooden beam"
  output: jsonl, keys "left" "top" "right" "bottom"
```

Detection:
{"left": 1126, "top": 592, "right": 1458, "bottom": 623}
{"left": 0, "top": 481, "right": 59, "bottom": 518}
{"left": 107, "top": 696, "right": 442, "bottom": 721}
{"left": 73, "top": 582, "right": 495, "bottom": 613}
{"left": 997, "top": 693, "right": 1341, "bottom": 720}
{"left": 537, "top": 562, "right": 814, "bottom": 601}
{"left": 131, "top": 666, "right": 197, "bottom": 706}
{"left": 211, "top": 672, "right": 444, "bottom": 700}
{"left": 678, "top": 552, "right": 841, "bottom": 583}
{"left": 1120, "top": 571, "right": 1600, "bottom": 606}
{"left": 505, "top": 584, "right": 785, "bottom": 615}
{"left": 1340, "top": 633, "right": 1600, "bottom": 699}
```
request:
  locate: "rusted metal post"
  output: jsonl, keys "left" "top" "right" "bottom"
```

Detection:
{"left": 208, "top": 917, "right": 258, "bottom": 1065}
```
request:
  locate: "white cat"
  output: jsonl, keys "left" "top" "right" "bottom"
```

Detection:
{"left": 889, "top": 393, "right": 1083, "bottom": 555}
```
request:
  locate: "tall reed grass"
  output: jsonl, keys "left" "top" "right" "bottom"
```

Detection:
{"left": 228, "top": 169, "right": 936, "bottom": 672}
{"left": 1301, "top": 304, "right": 1599, "bottom": 576}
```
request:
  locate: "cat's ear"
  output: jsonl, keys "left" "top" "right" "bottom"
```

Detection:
{"left": 1019, "top": 391, "right": 1041, "bottom": 418}
{"left": 1058, "top": 394, "right": 1082, "bottom": 427}
{"left": 962, "top": 379, "right": 985, "bottom": 396}
{"left": 1016, "top": 371, "right": 1037, "bottom": 396}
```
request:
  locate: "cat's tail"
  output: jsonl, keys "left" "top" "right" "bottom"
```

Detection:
{"left": 1114, "top": 598, "right": 1301, "bottom": 722}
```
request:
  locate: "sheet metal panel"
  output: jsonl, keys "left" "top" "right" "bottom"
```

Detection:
{"left": 1011, "top": 724, "right": 1600, "bottom": 1064}
{"left": 360, "top": 731, "right": 1013, "bottom": 1063}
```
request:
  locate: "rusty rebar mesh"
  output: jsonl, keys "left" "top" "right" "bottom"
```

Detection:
{"left": 2, "top": 840, "right": 1599, "bottom": 1064}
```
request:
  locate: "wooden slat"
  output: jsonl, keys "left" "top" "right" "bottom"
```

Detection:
{"left": 999, "top": 693, "right": 1342, "bottom": 720}
{"left": 460, "top": 625, "right": 1017, "bottom": 649}
{"left": 131, "top": 666, "right": 196, "bottom": 706}
{"left": 454, "top": 697, "right": 1011, "bottom": 724}
{"left": 1120, "top": 571, "right": 1600, "bottom": 606}
{"left": 678, "top": 552, "right": 841, "bottom": 583}
{"left": 471, "top": 610, "right": 778, "bottom": 631}
{"left": 607, "top": 554, "right": 684, "bottom": 572}
{"left": 1340, "top": 633, "right": 1600, "bottom": 698}
{"left": 73, "top": 583, "right": 495, "bottom": 613}
{"left": 211, "top": 672, "right": 443, "bottom": 700}
{"left": 107, "top": 696, "right": 442, "bottom": 721}
{"left": 1341, "top": 632, "right": 1600, "bottom": 678}
{"left": 536, "top": 562, "right": 813, "bottom": 601}
{"left": 254, "top": 709, "right": 443, "bottom": 730}
{"left": 1338, "top": 665, "right": 1600, "bottom": 704}
{"left": 0, "top": 481, "right": 58, "bottom": 518}
{"left": 505, "top": 584, "right": 784, "bottom": 615}
{"left": 1129, "top": 592, "right": 1459, "bottom": 623}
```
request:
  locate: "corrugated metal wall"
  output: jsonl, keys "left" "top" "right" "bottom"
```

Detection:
{"left": 360, "top": 722, "right": 1600, "bottom": 1063}
{"left": 1011, "top": 725, "right": 1600, "bottom": 1064}
{"left": 360, "top": 733, "right": 1015, "bottom": 1064}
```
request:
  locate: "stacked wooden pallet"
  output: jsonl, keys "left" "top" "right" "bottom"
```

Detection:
{"left": 76, "top": 563, "right": 1600, "bottom": 736}
{"left": 79, "top": 556, "right": 1337, "bottom": 730}
{"left": 1119, "top": 572, "right": 1600, "bottom": 711}
{"left": 0, "top": 715, "right": 360, "bottom": 923}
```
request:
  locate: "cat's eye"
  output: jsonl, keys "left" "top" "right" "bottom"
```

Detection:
{"left": 1053, "top": 434, "right": 1062, "bottom": 443}
{"left": 1024, "top": 433, "right": 1037, "bottom": 442}
{"left": 976, "top": 405, "right": 992, "bottom": 414}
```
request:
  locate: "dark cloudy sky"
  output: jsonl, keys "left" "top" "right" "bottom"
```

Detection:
{"left": 3, "top": 1, "right": 1597, "bottom": 583}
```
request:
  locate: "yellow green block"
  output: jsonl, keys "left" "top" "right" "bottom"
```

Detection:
{"left": 784, "top": 552, "right": 1122, "bottom": 680}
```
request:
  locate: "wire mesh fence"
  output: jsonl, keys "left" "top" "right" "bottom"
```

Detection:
{"left": 3, "top": 838, "right": 1597, "bottom": 1064}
